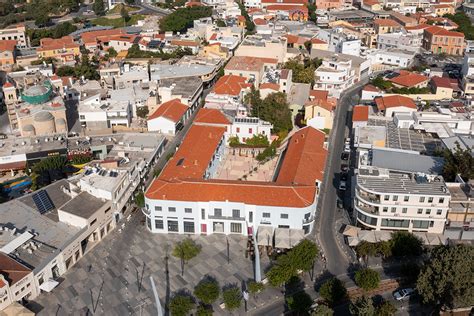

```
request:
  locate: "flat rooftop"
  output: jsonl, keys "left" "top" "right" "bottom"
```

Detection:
{"left": 159, "top": 76, "right": 203, "bottom": 98}
{"left": 371, "top": 148, "right": 444, "bottom": 175}
{"left": 150, "top": 63, "right": 215, "bottom": 81}
{"left": 60, "top": 191, "right": 108, "bottom": 219}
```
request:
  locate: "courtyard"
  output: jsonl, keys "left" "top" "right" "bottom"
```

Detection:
{"left": 30, "top": 211, "right": 280, "bottom": 315}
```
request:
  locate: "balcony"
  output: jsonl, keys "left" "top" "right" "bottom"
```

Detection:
{"left": 208, "top": 214, "right": 246, "bottom": 221}
{"left": 303, "top": 215, "right": 315, "bottom": 225}
{"left": 356, "top": 188, "right": 380, "bottom": 204}
{"left": 141, "top": 207, "right": 150, "bottom": 216}
{"left": 355, "top": 202, "right": 379, "bottom": 215}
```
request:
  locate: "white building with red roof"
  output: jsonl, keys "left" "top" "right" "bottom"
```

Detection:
{"left": 147, "top": 99, "right": 190, "bottom": 135}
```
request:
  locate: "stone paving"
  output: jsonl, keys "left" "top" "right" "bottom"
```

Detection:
{"left": 31, "top": 212, "right": 281, "bottom": 315}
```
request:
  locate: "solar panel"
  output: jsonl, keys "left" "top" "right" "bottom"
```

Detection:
{"left": 32, "top": 190, "right": 54, "bottom": 214}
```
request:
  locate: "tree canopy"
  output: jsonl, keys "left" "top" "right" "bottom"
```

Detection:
{"left": 438, "top": 142, "right": 474, "bottom": 182}
{"left": 444, "top": 12, "right": 474, "bottom": 40}
{"left": 56, "top": 54, "right": 100, "bottom": 80}
{"left": 127, "top": 44, "right": 193, "bottom": 59}
{"left": 416, "top": 244, "right": 474, "bottom": 309}
{"left": 93, "top": 0, "right": 105, "bottom": 16}
{"left": 354, "top": 268, "right": 380, "bottom": 292}
{"left": 349, "top": 296, "right": 375, "bottom": 316}
{"left": 159, "top": 6, "right": 212, "bottom": 33}
{"left": 286, "top": 291, "right": 313, "bottom": 314}
{"left": 169, "top": 293, "right": 195, "bottom": 316}
{"left": 194, "top": 278, "right": 220, "bottom": 305}
{"left": 311, "top": 304, "right": 334, "bottom": 316}
{"left": 250, "top": 91, "right": 292, "bottom": 133}
{"left": 283, "top": 58, "right": 321, "bottom": 85}
{"left": 318, "top": 277, "right": 347, "bottom": 306}
{"left": 222, "top": 286, "right": 242, "bottom": 311}
{"left": 173, "top": 238, "right": 201, "bottom": 262}
{"left": 390, "top": 231, "right": 423, "bottom": 257}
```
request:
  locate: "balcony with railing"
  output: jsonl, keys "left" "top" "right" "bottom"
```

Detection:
{"left": 356, "top": 188, "right": 380, "bottom": 204}
{"left": 209, "top": 214, "right": 246, "bottom": 221}
{"left": 355, "top": 201, "right": 379, "bottom": 215}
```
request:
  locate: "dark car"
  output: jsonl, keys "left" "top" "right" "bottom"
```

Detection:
{"left": 341, "top": 152, "right": 349, "bottom": 161}
{"left": 341, "top": 164, "right": 349, "bottom": 172}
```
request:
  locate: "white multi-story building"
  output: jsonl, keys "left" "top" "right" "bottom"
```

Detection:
{"left": 368, "top": 49, "right": 415, "bottom": 70}
{"left": 230, "top": 117, "right": 273, "bottom": 143}
{"left": 355, "top": 167, "right": 450, "bottom": 234}
{"left": 377, "top": 32, "right": 422, "bottom": 53}
{"left": 461, "top": 53, "right": 474, "bottom": 96}
{"left": 314, "top": 57, "right": 355, "bottom": 97}
{"left": 78, "top": 94, "right": 132, "bottom": 131}
{"left": 144, "top": 125, "right": 327, "bottom": 236}
{"left": 0, "top": 24, "right": 28, "bottom": 48}
{"left": 317, "top": 28, "right": 362, "bottom": 56}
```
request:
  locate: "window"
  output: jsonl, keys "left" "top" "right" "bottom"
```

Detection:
{"left": 413, "top": 220, "right": 429, "bottom": 229}
{"left": 393, "top": 195, "right": 398, "bottom": 201}
{"left": 155, "top": 206, "right": 162, "bottom": 211}
{"left": 426, "top": 209, "right": 431, "bottom": 215}
{"left": 91, "top": 219, "right": 97, "bottom": 226}
{"left": 183, "top": 221, "right": 195, "bottom": 233}
{"left": 168, "top": 207, "right": 176, "bottom": 212}
{"left": 437, "top": 209, "right": 442, "bottom": 215}
{"left": 232, "top": 209, "right": 240, "bottom": 218}
{"left": 249, "top": 128, "right": 252, "bottom": 134}
{"left": 236, "top": 127, "right": 240, "bottom": 133}
{"left": 417, "top": 208, "right": 423, "bottom": 214}
{"left": 214, "top": 208, "right": 222, "bottom": 217}
{"left": 146, "top": 217, "right": 151, "bottom": 230}
{"left": 383, "top": 207, "right": 388, "bottom": 213}
{"left": 404, "top": 196, "right": 409, "bottom": 202}
{"left": 155, "top": 219, "right": 163, "bottom": 229}
{"left": 230, "top": 223, "right": 242, "bottom": 233}
{"left": 168, "top": 220, "right": 179, "bottom": 232}
{"left": 428, "top": 197, "right": 433, "bottom": 203}
{"left": 79, "top": 115, "right": 85, "bottom": 120}
{"left": 185, "top": 208, "right": 192, "bottom": 213}
{"left": 280, "top": 213, "right": 288, "bottom": 219}
{"left": 357, "top": 212, "right": 377, "bottom": 226}
{"left": 263, "top": 212, "right": 270, "bottom": 218}
{"left": 249, "top": 211, "right": 253, "bottom": 223}
{"left": 419, "top": 197, "right": 425, "bottom": 203}
{"left": 201, "top": 209, "right": 205, "bottom": 220}
{"left": 213, "top": 222, "right": 224, "bottom": 233}
{"left": 391, "top": 207, "right": 396, "bottom": 213}
{"left": 439, "top": 197, "right": 444, "bottom": 204}
{"left": 402, "top": 208, "right": 407, "bottom": 213}
{"left": 384, "top": 195, "right": 389, "bottom": 201}
{"left": 381, "top": 219, "right": 410, "bottom": 228}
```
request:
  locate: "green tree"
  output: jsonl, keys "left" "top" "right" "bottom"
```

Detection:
{"left": 93, "top": 0, "right": 105, "bottom": 16}
{"left": 307, "top": 3, "right": 317, "bottom": 23}
{"left": 35, "top": 12, "right": 50, "bottom": 27}
{"left": 136, "top": 106, "right": 149, "bottom": 119}
{"left": 216, "top": 19, "right": 226, "bottom": 27}
{"left": 349, "top": 296, "right": 375, "bottom": 316}
{"left": 194, "top": 278, "right": 220, "bottom": 305}
{"left": 283, "top": 58, "right": 316, "bottom": 84}
{"left": 159, "top": 7, "right": 212, "bottom": 33}
{"left": 267, "top": 253, "right": 296, "bottom": 286}
{"left": 196, "top": 304, "right": 213, "bottom": 316}
{"left": 319, "top": 278, "right": 347, "bottom": 306}
{"left": 134, "top": 191, "right": 144, "bottom": 208}
{"left": 400, "top": 262, "right": 420, "bottom": 283}
{"left": 312, "top": 304, "right": 334, "bottom": 316}
{"left": 390, "top": 231, "right": 423, "bottom": 257}
{"left": 355, "top": 241, "right": 377, "bottom": 262}
{"left": 376, "top": 300, "right": 397, "bottom": 316}
{"left": 173, "top": 238, "right": 202, "bottom": 276}
{"left": 169, "top": 293, "right": 195, "bottom": 316}
{"left": 251, "top": 92, "right": 292, "bottom": 133}
{"left": 107, "top": 47, "right": 118, "bottom": 57}
{"left": 355, "top": 268, "right": 380, "bottom": 292}
{"left": 290, "top": 239, "right": 319, "bottom": 272}
{"left": 417, "top": 244, "right": 474, "bottom": 309}
{"left": 370, "top": 75, "right": 392, "bottom": 90}
{"left": 286, "top": 291, "right": 313, "bottom": 314}
{"left": 121, "top": 5, "right": 130, "bottom": 23}
{"left": 439, "top": 142, "right": 474, "bottom": 182}
{"left": 247, "top": 281, "right": 264, "bottom": 299}
{"left": 222, "top": 286, "right": 241, "bottom": 311}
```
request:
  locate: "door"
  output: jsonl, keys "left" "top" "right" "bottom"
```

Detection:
{"left": 201, "top": 224, "right": 207, "bottom": 234}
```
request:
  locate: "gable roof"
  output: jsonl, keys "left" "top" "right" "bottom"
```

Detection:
{"left": 389, "top": 72, "right": 429, "bottom": 87}
{"left": 374, "top": 18, "right": 402, "bottom": 27}
{"left": 260, "top": 82, "right": 280, "bottom": 91}
{"left": 424, "top": 25, "right": 464, "bottom": 37}
{"left": 305, "top": 99, "right": 336, "bottom": 112}
{"left": 309, "top": 89, "right": 329, "bottom": 101}
{"left": 0, "top": 253, "right": 31, "bottom": 286}
{"left": 194, "top": 108, "right": 231, "bottom": 125}
{"left": 375, "top": 95, "right": 417, "bottom": 111}
{"left": 353, "top": 105, "right": 369, "bottom": 122}
{"left": 0, "top": 40, "right": 17, "bottom": 52}
{"left": 225, "top": 56, "right": 278, "bottom": 72}
{"left": 213, "top": 75, "right": 251, "bottom": 96}
{"left": 148, "top": 99, "right": 188, "bottom": 122}
{"left": 276, "top": 127, "right": 327, "bottom": 185}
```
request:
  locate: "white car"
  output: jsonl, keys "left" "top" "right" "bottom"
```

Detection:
{"left": 393, "top": 288, "right": 415, "bottom": 301}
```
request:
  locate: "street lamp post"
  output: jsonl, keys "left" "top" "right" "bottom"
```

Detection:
{"left": 253, "top": 231, "right": 261, "bottom": 282}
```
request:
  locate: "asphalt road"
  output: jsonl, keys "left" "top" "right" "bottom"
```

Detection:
{"left": 314, "top": 79, "right": 369, "bottom": 276}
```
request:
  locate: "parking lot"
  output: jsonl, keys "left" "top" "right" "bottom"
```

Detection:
{"left": 369, "top": 119, "right": 443, "bottom": 155}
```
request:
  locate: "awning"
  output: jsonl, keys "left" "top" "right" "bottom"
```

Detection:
{"left": 274, "top": 228, "right": 290, "bottom": 249}
{"left": 0, "top": 161, "right": 26, "bottom": 172}
{"left": 358, "top": 230, "right": 377, "bottom": 243}
{"left": 342, "top": 225, "right": 360, "bottom": 237}
{"left": 257, "top": 226, "right": 273, "bottom": 246}
{"left": 39, "top": 279, "right": 59, "bottom": 292}
{"left": 348, "top": 236, "right": 360, "bottom": 246}
{"left": 289, "top": 229, "right": 304, "bottom": 248}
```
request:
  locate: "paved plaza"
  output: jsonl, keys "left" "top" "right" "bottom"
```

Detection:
{"left": 31, "top": 212, "right": 279, "bottom": 315}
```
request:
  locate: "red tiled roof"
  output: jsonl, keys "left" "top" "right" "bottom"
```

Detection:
{"left": 225, "top": 56, "right": 278, "bottom": 72}
{"left": 237, "top": 15, "right": 246, "bottom": 22}
{"left": 209, "top": 33, "right": 217, "bottom": 40}
{"left": 0, "top": 161, "right": 26, "bottom": 171}
{"left": 194, "top": 108, "right": 231, "bottom": 125}
{"left": 186, "top": 1, "right": 204, "bottom": 6}
{"left": 311, "top": 38, "right": 326, "bottom": 44}
{"left": 38, "top": 36, "right": 79, "bottom": 51}
{"left": 363, "top": 84, "right": 380, "bottom": 92}
{"left": 266, "top": 4, "right": 308, "bottom": 11}
{"left": 254, "top": 18, "right": 268, "bottom": 25}
{"left": 0, "top": 40, "right": 17, "bottom": 52}
{"left": 0, "top": 253, "right": 31, "bottom": 286}
{"left": 148, "top": 99, "right": 188, "bottom": 122}
{"left": 260, "top": 82, "right": 280, "bottom": 90}
{"left": 2, "top": 82, "right": 14, "bottom": 88}
{"left": 431, "top": 76, "right": 452, "bottom": 89}
{"left": 276, "top": 127, "right": 327, "bottom": 185}
{"left": 170, "top": 39, "right": 200, "bottom": 47}
{"left": 158, "top": 124, "right": 226, "bottom": 180}
{"left": 108, "top": 34, "right": 139, "bottom": 43}
{"left": 310, "top": 89, "right": 328, "bottom": 100}
{"left": 80, "top": 28, "right": 125, "bottom": 43}
{"left": 305, "top": 99, "right": 336, "bottom": 112}
{"left": 353, "top": 105, "right": 369, "bottom": 122}
{"left": 374, "top": 18, "right": 401, "bottom": 27}
{"left": 389, "top": 72, "right": 429, "bottom": 88}
{"left": 405, "top": 24, "right": 432, "bottom": 31}
{"left": 375, "top": 95, "right": 417, "bottom": 111}
{"left": 213, "top": 75, "right": 251, "bottom": 96}
{"left": 424, "top": 25, "right": 464, "bottom": 37}
{"left": 262, "top": 0, "right": 307, "bottom": 4}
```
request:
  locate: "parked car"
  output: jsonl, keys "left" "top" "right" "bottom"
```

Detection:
{"left": 341, "top": 164, "right": 349, "bottom": 172}
{"left": 393, "top": 288, "right": 415, "bottom": 301}
{"left": 341, "top": 152, "right": 349, "bottom": 161}
{"left": 339, "top": 181, "right": 347, "bottom": 191}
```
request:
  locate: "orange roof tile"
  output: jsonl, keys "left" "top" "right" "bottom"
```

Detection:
{"left": 260, "top": 82, "right": 280, "bottom": 90}
{"left": 80, "top": 28, "right": 125, "bottom": 43}
{"left": 405, "top": 23, "right": 432, "bottom": 31}
{"left": 170, "top": 39, "right": 200, "bottom": 47}
{"left": 0, "top": 40, "right": 17, "bottom": 52}
{"left": 311, "top": 38, "right": 326, "bottom": 44}
{"left": 38, "top": 36, "right": 79, "bottom": 51}
{"left": 194, "top": 108, "right": 231, "bottom": 125}
{"left": 276, "top": 127, "right": 327, "bottom": 185}
{"left": 2, "top": 82, "right": 13, "bottom": 88}
{"left": 0, "top": 253, "right": 31, "bottom": 286}
{"left": 254, "top": 18, "right": 268, "bottom": 25}
{"left": 237, "top": 15, "right": 246, "bottom": 22}
{"left": 262, "top": 0, "right": 307, "bottom": 4}
{"left": 305, "top": 99, "right": 336, "bottom": 112}
{"left": 310, "top": 89, "right": 328, "bottom": 100}
{"left": 209, "top": 33, "right": 217, "bottom": 40}
{"left": 266, "top": 4, "right": 308, "bottom": 11}
{"left": 108, "top": 34, "right": 139, "bottom": 43}
{"left": 225, "top": 56, "right": 278, "bottom": 72}
{"left": 213, "top": 75, "right": 251, "bottom": 96}
{"left": 148, "top": 99, "right": 188, "bottom": 122}
{"left": 159, "top": 124, "right": 226, "bottom": 180}
{"left": 363, "top": 84, "right": 380, "bottom": 92}
{"left": 374, "top": 18, "right": 402, "bottom": 27}
{"left": 389, "top": 72, "right": 429, "bottom": 88}
{"left": 424, "top": 25, "right": 464, "bottom": 37}
{"left": 375, "top": 95, "right": 417, "bottom": 111}
{"left": 353, "top": 105, "right": 369, "bottom": 121}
